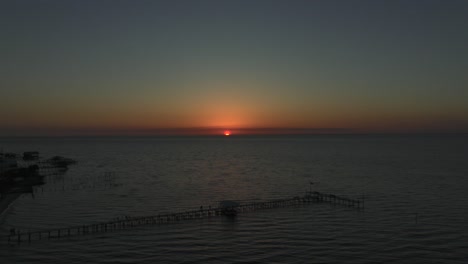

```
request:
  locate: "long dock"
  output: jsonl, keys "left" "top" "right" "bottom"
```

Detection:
{"left": 4, "top": 191, "right": 362, "bottom": 244}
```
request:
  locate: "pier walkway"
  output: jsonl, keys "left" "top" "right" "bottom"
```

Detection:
{"left": 5, "top": 191, "right": 362, "bottom": 244}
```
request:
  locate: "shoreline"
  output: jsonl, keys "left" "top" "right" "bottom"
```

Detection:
{"left": 0, "top": 193, "right": 22, "bottom": 217}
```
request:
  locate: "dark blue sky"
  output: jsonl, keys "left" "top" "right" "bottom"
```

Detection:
{"left": 1, "top": 0, "right": 468, "bottom": 135}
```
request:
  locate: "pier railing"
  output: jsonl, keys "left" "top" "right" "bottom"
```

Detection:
{"left": 5, "top": 191, "right": 362, "bottom": 244}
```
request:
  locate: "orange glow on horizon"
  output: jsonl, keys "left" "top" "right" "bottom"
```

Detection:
{"left": 224, "top": 130, "right": 231, "bottom": 136}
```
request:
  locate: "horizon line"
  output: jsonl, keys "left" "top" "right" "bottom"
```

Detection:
{"left": 1, "top": 126, "right": 467, "bottom": 137}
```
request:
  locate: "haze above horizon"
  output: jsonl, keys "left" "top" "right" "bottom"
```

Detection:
{"left": 1, "top": 0, "right": 468, "bottom": 136}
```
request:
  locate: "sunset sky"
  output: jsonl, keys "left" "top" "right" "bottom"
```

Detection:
{"left": 1, "top": 0, "right": 468, "bottom": 136}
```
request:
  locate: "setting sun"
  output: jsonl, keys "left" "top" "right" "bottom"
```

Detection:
{"left": 224, "top": 130, "right": 231, "bottom": 136}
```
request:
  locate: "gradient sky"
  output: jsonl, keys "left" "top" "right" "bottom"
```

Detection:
{"left": 1, "top": 0, "right": 468, "bottom": 135}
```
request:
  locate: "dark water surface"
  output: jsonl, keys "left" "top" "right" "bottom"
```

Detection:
{"left": 1, "top": 135, "right": 467, "bottom": 263}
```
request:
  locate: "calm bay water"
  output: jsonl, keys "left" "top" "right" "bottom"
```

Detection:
{"left": 1, "top": 135, "right": 467, "bottom": 263}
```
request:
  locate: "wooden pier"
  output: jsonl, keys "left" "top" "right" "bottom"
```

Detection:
{"left": 5, "top": 191, "right": 362, "bottom": 244}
